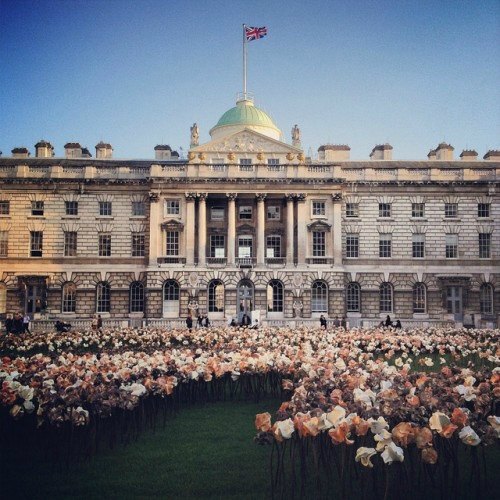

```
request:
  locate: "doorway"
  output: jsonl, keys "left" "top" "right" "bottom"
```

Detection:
{"left": 446, "top": 286, "right": 463, "bottom": 321}
{"left": 237, "top": 279, "right": 254, "bottom": 324}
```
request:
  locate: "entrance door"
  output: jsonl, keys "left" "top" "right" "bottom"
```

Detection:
{"left": 25, "top": 284, "right": 46, "bottom": 315}
{"left": 237, "top": 280, "right": 254, "bottom": 324}
{"left": 446, "top": 286, "right": 463, "bottom": 321}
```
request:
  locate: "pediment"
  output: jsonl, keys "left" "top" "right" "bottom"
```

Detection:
{"left": 307, "top": 221, "right": 332, "bottom": 232}
{"left": 191, "top": 128, "right": 302, "bottom": 155}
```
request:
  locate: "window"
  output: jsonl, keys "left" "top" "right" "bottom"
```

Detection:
{"left": 477, "top": 203, "right": 490, "bottom": 218}
{"left": 239, "top": 206, "right": 252, "bottom": 220}
{"left": 266, "top": 235, "right": 281, "bottom": 258}
{"left": 99, "top": 201, "right": 112, "bottom": 216}
{"left": 131, "top": 233, "right": 145, "bottom": 257}
{"left": 379, "top": 283, "right": 393, "bottom": 313}
{"left": 163, "top": 280, "right": 180, "bottom": 316}
{"left": 0, "top": 231, "right": 7, "bottom": 257}
{"left": 0, "top": 201, "right": 9, "bottom": 215}
{"left": 379, "top": 234, "right": 392, "bottom": 258}
{"left": 98, "top": 234, "right": 112, "bottom": 257}
{"left": 62, "top": 282, "right": 76, "bottom": 313}
{"left": 445, "top": 234, "right": 458, "bottom": 258}
{"left": 64, "top": 231, "right": 78, "bottom": 257}
{"left": 412, "top": 234, "right": 425, "bottom": 258}
{"left": 165, "top": 200, "right": 180, "bottom": 216}
{"left": 267, "top": 280, "right": 284, "bottom": 312}
{"left": 346, "top": 283, "right": 361, "bottom": 312}
{"left": 311, "top": 281, "right": 328, "bottom": 313}
{"left": 132, "top": 201, "right": 145, "bottom": 216}
{"left": 31, "top": 201, "right": 44, "bottom": 216}
{"left": 312, "top": 231, "right": 326, "bottom": 257}
{"left": 65, "top": 201, "right": 78, "bottom": 216}
{"left": 479, "top": 233, "right": 491, "bottom": 259}
{"left": 30, "top": 231, "right": 43, "bottom": 257}
{"left": 411, "top": 203, "right": 425, "bottom": 218}
{"left": 208, "top": 280, "right": 224, "bottom": 312}
{"left": 480, "top": 284, "right": 493, "bottom": 315}
{"left": 378, "top": 203, "right": 391, "bottom": 218}
{"left": 238, "top": 236, "right": 253, "bottom": 257}
{"left": 312, "top": 201, "right": 326, "bottom": 217}
{"left": 96, "top": 282, "right": 110, "bottom": 313}
{"left": 346, "top": 234, "right": 359, "bottom": 258}
{"left": 345, "top": 203, "right": 359, "bottom": 218}
{"left": 267, "top": 206, "right": 281, "bottom": 220}
{"left": 211, "top": 160, "right": 226, "bottom": 171}
{"left": 166, "top": 231, "right": 179, "bottom": 256}
{"left": 413, "top": 283, "right": 426, "bottom": 313}
{"left": 267, "top": 159, "right": 280, "bottom": 170}
{"left": 239, "top": 158, "right": 253, "bottom": 171}
{"left": 444, "top": 203, "right": 458, "bottom": 218}
{"left": 129, "top": 282, "right": 145, "bottom": 313}
{"left": 210, "top": 235, "right": 225, "bottom": 258}
{"left": 0, "top": 283, "right": 6, "bottom": 315}
{"left": 211, "top": 207, "right": 224, "bottom": 221}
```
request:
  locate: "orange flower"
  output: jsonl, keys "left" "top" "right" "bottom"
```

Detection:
{"left": 441, "top": 423, "right": 458, "bottom": 438}
{"left": 421, "top": 447, "right": 438, "bottom": 464}
{"left": 441, "top": 366, "right": 453, "bottom": 378}
{"left": 352, "top": 416, "right": 370, "bottom": 436}
{"left": 416, "top": 375, "right": 429, "bottom": 388}
{"left": 406, "top": 395, "right": 420, "bottom": 407}
{"left": 328, "top": 422, "right": 354, "bottom": 445}
{"left": 450, "top": 408, "right": 468, "bottom": 428}
{"left": 302, "top": 416, "right": 321, "bottom": 437}
{"left": 278, "top": 401, "right": 290, "bottom": 412}
{"left": 415, "top": 427, "right": 433, "bottom": 449}
{"left": 293, "top": 412, "right": 310, "bottom": 438}
{"left": 392, "top": 422, "right": 415, "bottom": 447}
{"left": 255, "top": 412, "right": 272, "bottom": 432}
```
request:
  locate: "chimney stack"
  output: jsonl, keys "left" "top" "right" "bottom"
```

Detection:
{"left": 35, "top": 140, "right": 54, "bottom": 158}
{"left": 11, "top": 147, "right": 30, "bottom": 159}
{"left": 95, "top": 142, "right": 113, "bottom": 159}
{"left": 483, "top": 150, "right": 500, "bottom": 161}
{"left": 318, "top": 144, "right": 350, "bottom": 161}
{"left": 435, "top": 142, "right": 454, "bottom": 161}
{"left": 64, "top": 143, "right": 82, "bottom": 158}
{"left": 459, "top": 149, "right": 478, "bottom": 161}
{"left": 369, "top": 143, "right": 393, "bottom": 160}
{"left": 154, "top": 144, "right": 172, "bottom": 160}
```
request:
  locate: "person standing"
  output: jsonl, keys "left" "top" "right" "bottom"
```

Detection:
{"left": 97, "top": 314, "right": 103, "bottom": 330}
{"left": 5, "top": 314, "right": 13, "bottom": 334}
{"left": 22, "top": 313, "right": 31, "bottom": 334}
{"left": 385, "top": 315, "right": 393, "bottom": 328}
{"left": 333, "top": 316, "right": 341, "bottom": 328}
{"left": 340, "top": 317, "right": 347, "bottom": 329}
{"left": 319, "top": 315, "right": 327, "bottom": 329}
{"left": 186, "top": 314, "right": 193, "bottom": 331}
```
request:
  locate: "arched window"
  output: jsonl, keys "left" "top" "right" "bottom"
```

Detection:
{"left": 61, "top": 282, "right": 76, "bottom": 313}
{"left": 311, "top": 281, "right": 328, "bottom": 313}
{"left": 129, "top": 282, "right": 145, "bottom": 313}
{"left": 0, "top": 282, "right": 6, "bottom": 315}
{"left": 208, "top": 280, "right": 224, "bottom": 313}
{"left": 379, "top": 282, "right": 393, "bottom": 313}
{"left": 96, "top": 282, "right": 110, "bottom": 313}
{"left": 163, "top": 280, "right": 180, "bottom": 317}
{"left": 412, "top": 283, "right": 426, "bottom": 313}
{"left": 267, "top": 280, "right": 284, "bottom": 312}
{"left": 346, "top": 282, "right": 361, "bottom": 312}
{"left": 480, "top": 283, "right": 493, "bottom": 315}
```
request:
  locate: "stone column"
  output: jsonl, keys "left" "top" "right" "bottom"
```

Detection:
{"left": 185, "top": 193, "right": 196, "bottom": 265}
{"left": 256, "top": 194, "right": 266, "bottom": 265}
{"left": 226, "top": 193, "right": 237, "bottom": 265}
{"left": 296, "top": 194, "right": 308, "bottom": 265}
{"left": 148, "top": 192, "right": 161, "bottom": 265}
{"left": 332, "top": 193, "right": 343, "bottom": 265}
{"left": 198, "top": 193, "right": 207, "bottom": 266}
{"left": 286, "top": 194, "right": 295, "bottom": 265}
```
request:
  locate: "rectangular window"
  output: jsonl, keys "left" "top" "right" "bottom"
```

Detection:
{"left": 132, "top": 201, "right": 145, "bottom": 216}
{"left": 239, "top": 158, "right": 253, "bottom": 171}
{"left": 267, "top": 205, "right": 281, "bottom": 220}
{"left": 65, "top": 201, "right": 78, "bottom": 216}
{"left": 479, "top": 233, "right": 491, "bottom": 259}
{"left": 345, "top": 203, "right": 359, "bottom": 218}
{"left": 266, "top": 235, "right": 281, "bottom": 258}
{"left": 379, "top": 234, "right": 392, "bottom": 258}
{"left": 238, "top": 236, "right": 253, "bottom": 257}
{"left": 98, "top": 234, "right": 112, "bottom": 257}
{"left": 312, "top": 231, "right": 326, "bottom": 256}
{"left": 165, "top": 200, "right": 180, "bottom": 216}
{"left": 478, "top": 203, "right": 490, "bottom": 218}
{"left": 31, "top": 201, "right": 44, "bottom": 216}
{"left": 166, "top": 231, "right": 179, "bottom": 256}
{"left": 211, "top": 207, "right": 225, "bottom": 221}
{"left": 378, "top": 203, "right": 391, "bottom": 218}
{"left": 99, "top": 201, "right": 112, "bottom": 216}
{"left": 411, "top": 203, "right": 425, "bottom": 218}
{"left": 444, "top": 203, "right": 458, "bottom": 218}
{"left": 131, "top": 233, "right": 145, "bottom": 257}
{"left": 412, "top": 234, "right": 425, "bottom": 258}
{"left": 346, "top": 234, "right": 359, "bottom": 258}
{"left": 0, "top": 231, "right": 8, "bottom": 257}
{"left": 30, "top": 231, "right": 43, "bottom": 257}
{"left": 239, "top": 206, "right": 252, "bottom": 220}
{"left": 445, "top": 234, "right": 458, "bottom": 258}
{"left": 210, "top": 235, "right": 225, "bottom": 258}
{"left": 64, "top": 231, "right": 77, "bottom": 257}
{"left": 267, "top": 158, "right": 280, "bottom": 166}
{"left": 0, "top": 201, "right": 10, "bottom": 215}
{"left": 211, "top": 159, "right": 226, "bottom": 171}
{"left": 312, "top": 201, "right": 326, "bottom": 217}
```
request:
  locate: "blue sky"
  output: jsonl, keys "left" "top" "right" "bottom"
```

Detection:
{"left": 0, "top": 0, "right": 498, "bottom": 160}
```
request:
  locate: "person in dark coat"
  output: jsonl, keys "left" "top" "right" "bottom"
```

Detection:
{"left": 341, "top": 317, "right": 347, "bottom": 329}
{"left": 97, "top": 314, "right": 103, "bottom": 330}
{"left": 13, "top": 313, "right": 23, "bottom": 334}
{"left": 197, "top": 314, "right": 203, "bottom": 328}
{"left": 395, "top": 320, "right": 402, "bottom": 329}
{"left": 203, "top": 315, "right": 210, "bottom": 327}
{"left": 22, "top": 314, "right": 31, "bottom": 334}
{"left": 319, "top": 315, "right": 327, "bottom": 329}
{"left": 385, "top": 315, "right": 393, "bottom": 328}
{"left": 186, "top": 315, "right": 193, "bottom": 330}
{"left": 5, "top": 314, "right": 13, "bottom": 334}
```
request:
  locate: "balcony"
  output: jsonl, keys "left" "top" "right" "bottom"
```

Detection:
{"left": 265, "top": 257, "right": 286, "bottom": 267}
{"left": 306, "top": 257, "right": 334, "bottom": 265}
{"left": 206, "top": 257, "right": 227, "bottom": 267}
{"left": 157, "top": 257, "right": 186, "bottom": 264}
{"left": 237, "top": 257, "right": 255, "bottom": 268}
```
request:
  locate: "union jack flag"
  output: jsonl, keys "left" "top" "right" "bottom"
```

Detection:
{"left": 245, "top": 26, "right": 268, "bottom": 41}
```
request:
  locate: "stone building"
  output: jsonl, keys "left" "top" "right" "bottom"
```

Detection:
{"left": 0, "top": 95, "right": 498, "bottom": 328}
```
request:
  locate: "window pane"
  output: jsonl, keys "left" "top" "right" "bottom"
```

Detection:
{"left": 346, "top": 283, "right": 360, "bottom": 312}
{"left": 96, "top": 282, "right": 110, "bottom": 313}
{"left": 132, "top": 233, "right": 145, "bottom": 257}
{"left": 30, "top": 231, "right": 43, "bottom": 257}
{"left": 99, "top": 201, "right": 112, "bottom": 216}
{"left": 267, "top": 280, "right": 283, "bottom": 312}
{"left": 312, "top": 231, "right": 326, "bottom": 256}
{"left": 378, "top": 203, "right": 391, "bottom": 218}
{"left": 64, "top": 231, "right": 77, "bottom": 256}
{"left": 130, "top": 282, "right": 144, "bottom": 312}
{"left": 65, "top": 201, "right": 78, "bottom": 216}
{"left": 311, "top": 281, "right": 327, "bottom": 312}
{"left": 413, "top": 283, "right": 426, "bottom": 313}
{"left": 0, "top": 231, "right": 8, "bottom": 257}
{"left": 99, "top": 234, "right": 111, "bottom": 256}
{"left": 62, "top": 283, "right": 76, "bottom": 313}
{"left": 166, "top": 231, "right": 179, "bottom": 255}
{"left": 379, "top": 283, "right": 393, "bottom": 312}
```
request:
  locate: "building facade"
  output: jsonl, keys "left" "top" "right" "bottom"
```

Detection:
{"left": 0, "top": 96, "right": 499, "bottom": 328}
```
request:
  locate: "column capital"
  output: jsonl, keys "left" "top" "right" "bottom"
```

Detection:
{"left": 185, "top": 192, "right": 197, "bottom": 201}
{"left": 331, "top": 193, "right": 343, "bottom": 202}
{"left": 226, "top": 193, "right": 238, "bottom": 201}
{"left": 285, "top": 193, "right": 295, "bottom": 202}
{"left": 295, "top": 193, "right": 307, "bottom": 202}
{"left": 255, "top": 193, "right": 267, "bottom": 202}
{"left": 149, "top": 191, "right": 160, "bottom": 203}
{"left": 197, "top": 192, "right": 208, "bottom": 201}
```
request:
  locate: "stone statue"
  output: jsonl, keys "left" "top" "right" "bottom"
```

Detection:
{"left": 292, "top": 124, "right": 301, "bottom": 147}
{"left": 190, "top": 123, "right": 199, "bottom": 147}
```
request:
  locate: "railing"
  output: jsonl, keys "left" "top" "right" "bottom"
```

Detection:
{"left": 210, "top": 164, "right": 227, "bottom": 172}
{"left": 237, "top": 257, "right": 255, "bottom": 267}
{"left": 157, "top": 257, "right": 186, "bottom": 264}
{"left": 267, "top": 165, "right": 284, "bottom": 172}
{"left": 206, "top": 257, "right": 227, "bottom": 266}
{"left": 306, "top": 257, "right": 334, "bottom": 265}
{"left": 265, "top": 257, "right": 286, "bottom": 266}
{"left": 239, "top": 165, "right": 254, "bottom": 172}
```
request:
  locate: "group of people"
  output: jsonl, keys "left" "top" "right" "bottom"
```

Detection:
{"left": 4, "top": 313, "right": 31, "bottom": 334}
{"left": 319, "top": 315, "right": 347, "bottom": 329}
{"left": 378, "top": 315, "right": 402, "bottom": 329}
{"left": 185, "top": 314, "right": 210, "bottom": 330}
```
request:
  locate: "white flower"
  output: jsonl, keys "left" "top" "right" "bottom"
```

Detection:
{"left": 23, "top": 400, "right": 35, "bottom": 413}
{"left": 326, "top": 405, "right": 346, "bottom": 427}
{"left": 455, "top": 385, "right": 476, "bottom": 401}
{"left": 334, "top": 357, "right": 346, "bottom": 370}
{"left": 458, "top": 426, "right": 481, "bottom": 446}
{"left": 368, "top": 416, "right": 389, "bottom": 435}
{"left": 429, "top": 412, "right": 450, "bottom": 433}
{"left": 275, "top": 419, "right": 295, "bottom": 440}
{"left": 355, "top": 447, "right": 377, "bottom": 468}
{"left": 424, "top": 357, "right": 434, "bottom": 367}
{"left": 374, "top": 429, "right": 393, "bottom": 452}
{"left": 381, "top": 442, "right": 404, "bottom": 464}
{"left": 354, "top": 388, "right": 376, "bottom": 408}
{"left": 487, "top": 416, "right": 500, "bottom": 438}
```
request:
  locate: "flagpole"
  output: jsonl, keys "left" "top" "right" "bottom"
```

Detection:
{"left": 242, "top": 24, "right": 247, "bottom": 100}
